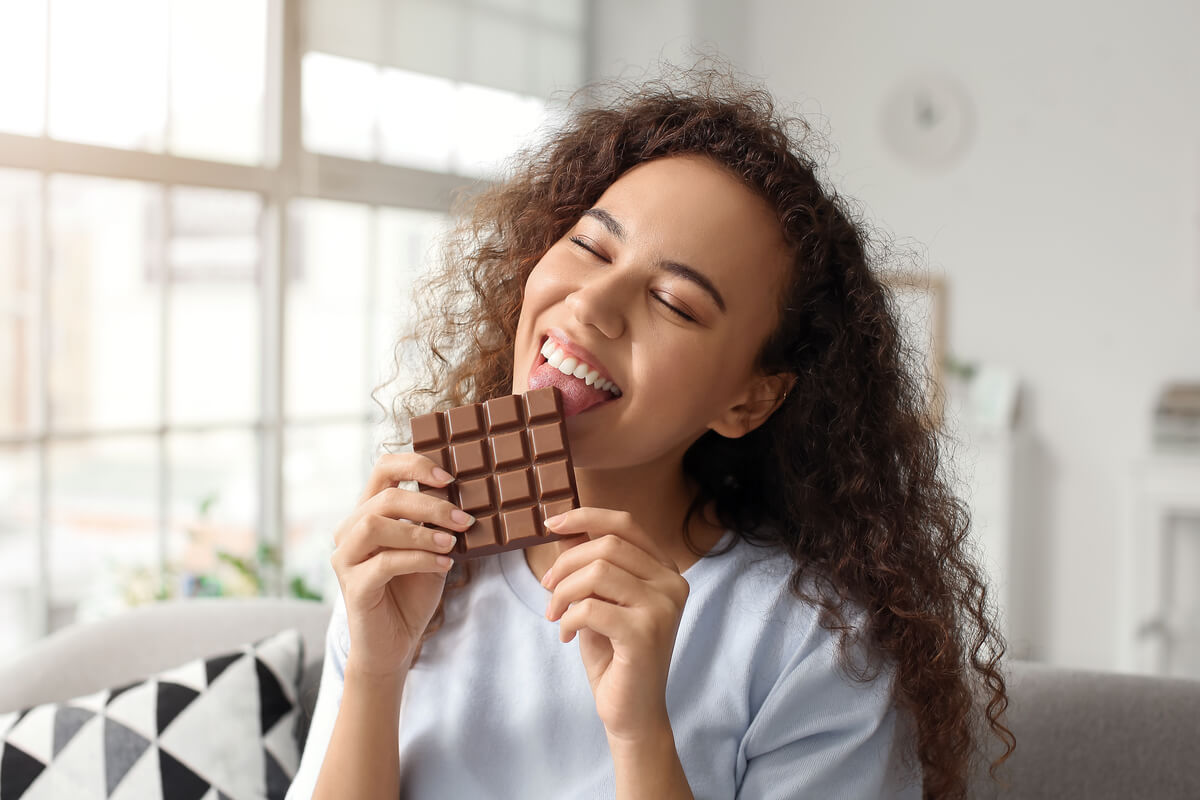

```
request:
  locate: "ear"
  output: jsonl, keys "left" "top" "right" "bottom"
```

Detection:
{"left": 707, "top": 372, "right": 796, "bottom": 439}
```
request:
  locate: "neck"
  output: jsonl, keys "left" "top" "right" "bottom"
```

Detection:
{"left": 573, "top": 456, "right": 698, "bottom": 554}
{"left": 522, "top": 442, "right": 727, "bottom": 582}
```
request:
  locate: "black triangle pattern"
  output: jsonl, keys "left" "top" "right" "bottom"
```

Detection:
{"left": 156, "top": 682, "right": 200, "bottom": 735}
{"left": 0, "top": 742, "right": 44, "bottom": 798}
{"left": 53, "top": 706, "right": 95, "bottom": 757}
{"left": 105, "top": 681, "right": 138, "bottom": 707}
{"left": 204, "top": 652, "right": 241, "bottom": 687}
{"left": 265, "top": 748, "right": 290, "bottom": 800}
{"left": 1, "top": 628, "right": 304, "bottom": 800}
{"left": 104, "top": 716, "right": 151, "bottom": 796}
{"left": 255, "top": 658, "right": 293, "bottom": 735}
{"left": 158, "top": 748, "right": 211, "bottom": 800}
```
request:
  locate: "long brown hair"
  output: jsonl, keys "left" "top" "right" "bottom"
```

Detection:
{"left": 375, "top": 64, "right": 1014, "bottom": 799}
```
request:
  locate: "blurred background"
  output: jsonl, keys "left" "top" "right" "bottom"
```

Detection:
{"left": 0, "top": 0, "right": 1197, "bottom": 679}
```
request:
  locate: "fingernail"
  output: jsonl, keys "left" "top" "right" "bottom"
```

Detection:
{"left": 434, "top": 532, "right": 456, "bottom": 548}
{"left": 432, "top": 467, "right": 453, "bottom": 483}
{"left": 543, "top": 513, "right": 565, "bottom": 529}
{"left": 540, "top": 569, "right": 552, "bottom": 588}
{"left": 450, "top": 509, "right": 474, "bottom": 526}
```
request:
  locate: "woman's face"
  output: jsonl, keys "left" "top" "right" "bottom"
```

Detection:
{"left": 512, "top": 154, "right": 793, "bottom": 471}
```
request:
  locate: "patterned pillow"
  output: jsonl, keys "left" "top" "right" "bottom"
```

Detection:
{"left": 0, "top": 627, "right": 303, "bottom": 800}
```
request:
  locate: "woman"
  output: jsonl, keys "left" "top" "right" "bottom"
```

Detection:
{"left": 287, "top": 67, "right": 1014, "bottom": 799}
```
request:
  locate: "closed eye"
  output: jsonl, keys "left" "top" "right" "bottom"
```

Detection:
{"left": 653, "top": 294, "right": 696, "bottom": 322}
{"left": 569, "top": 235, "right": 603, "bottom": 259}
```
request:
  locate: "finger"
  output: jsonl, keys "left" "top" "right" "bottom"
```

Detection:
{"left": 369, "top": 485, "right": 475, "bottom": 532}
{"left": 543, "top": 533, "right": 667, "bottom": 590}
{"left": 546, "top": 559, "right": 647, "bottom": 621}
{"left": 544, "top": 507, "right": 676, "bottom": 570}
{"left": 343, "top": 549, "right": 452, "bottom": 604}
{"left": 358, "top": 452, "right": 454, "bottom": 506}
{"left": 333, "top": 514, "right": 458, "bottom": 567}
{"left": 557, "top": 597, "right": 642, "bottom": 646}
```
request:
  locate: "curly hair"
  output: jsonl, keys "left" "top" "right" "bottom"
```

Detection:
{"left": 374, "top": 64, "right": 1015, "bottom": 799}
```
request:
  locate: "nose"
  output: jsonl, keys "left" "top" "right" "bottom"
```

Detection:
{"left": 565, "top": 269, "right": 628, "bottom": 339}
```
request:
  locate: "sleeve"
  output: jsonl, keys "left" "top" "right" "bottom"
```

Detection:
{"left": 285, "top": 588, "right": 350, "bottom": 800}
{"left": 735, "top": 616, "right": 922, "bottom": 800}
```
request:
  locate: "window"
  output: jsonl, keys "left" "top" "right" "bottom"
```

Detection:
{"left": 0, "top": 0, "right": 587, "bottom": 648}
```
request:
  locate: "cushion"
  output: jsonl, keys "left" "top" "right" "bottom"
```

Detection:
{"left": 0, "top": 628, "right": 303, "bottom": 800}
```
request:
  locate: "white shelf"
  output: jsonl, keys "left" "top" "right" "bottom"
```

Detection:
{"left": 939, "top": 382, "right": 1029, "bottom": 652}
{"left": 1119, "top": 452, "right": 1200, "bottom": 676}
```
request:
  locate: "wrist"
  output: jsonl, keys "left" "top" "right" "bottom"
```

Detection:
{"left": 605, "top": 713, "right": 676, "bottom": 760}
{"left": 344, "top": 657, "right": 409, "bottom": 698}
{"left": 607, "top": 713, "right": 693, "bottom": 800}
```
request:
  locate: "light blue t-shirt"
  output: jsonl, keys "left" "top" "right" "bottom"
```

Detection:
{"left": 287, "top": 531, "right": 922, "bottom": 798}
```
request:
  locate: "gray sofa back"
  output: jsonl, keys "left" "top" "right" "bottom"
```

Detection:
{"left": 968, "top": 660, "right": 1200, "bottom": 798}
{"left": 0, "top": 598, "right": 330, "bottom": 717}
{"left": 2, "top": 599, "right": 1199, "bottom": 798}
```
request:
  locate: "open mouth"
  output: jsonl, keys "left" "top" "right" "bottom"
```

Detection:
{"left": 528, "top": 335, "right": 622, "bottom": 418}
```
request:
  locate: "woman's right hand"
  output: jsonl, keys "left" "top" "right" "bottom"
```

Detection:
{"left": 330, "top": 453, "right": 473, "bottom": 679}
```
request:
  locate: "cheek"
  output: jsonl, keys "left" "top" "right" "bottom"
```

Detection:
{"left": 520, "top": 257, "right": 572, "bottom": 313}
{"left": 633, "top": 356, "right": 722, "bottom": 415}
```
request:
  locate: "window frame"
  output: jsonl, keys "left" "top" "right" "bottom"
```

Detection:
{"left": 0, "top": 0, "right": 580, "bottom": 638}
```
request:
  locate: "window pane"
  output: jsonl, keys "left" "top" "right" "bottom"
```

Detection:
{"left": 379, "top": 69, "right": 455, "bottom": 172}
{"left": 284, "top": 423, "right": 370, "bottom": 600}
{"left": 304, "top": 0, "right": 582, "bottom": 94}
{"left": 0, "top": 446, "right": 39, "bottom": 651}
{"left": 454, "top": 85, "right": 546, "bottom": 178}
{"left": 169, "top": 0, "right": 268, "bottom": 164}
{"left": 49, "top": 436, "right": 158, "bottom": 630}
{"left": 167, "top": 187, "right": 261, "bottom": 425}
{"left": 0, "top": 170, "right": 41, "bottom": 437}
{"left": 371, "top": 207, "right": 449, "bottom": 442}
{"left": 166, "top": 429, "right": 259, "bottom": 598}
{"left": 476, "top": 0, "right": 529, "bottom": 13}
{"left": 304, "top": 0, "right": 386, "bottom": 64}
{"left": 389, "top": 0, "right": 460, "bottom": 79}
{"left": 48, "top": 0, "right": 168, "bottom": 150}
{"left": 287, "top": 200, "right": 371, "bottom": 418}
{"left": 302, "top": 52, "right": 378, "bottom": 160}
{"left": 48, "top": 176, "right": 161, "bottom": 431}
{"left": 465, "top": 10, "right": 530, "bottom": 95}
{"left": 533, "top": 29, "right": 584, "bottom": 99}
{"left": 0, "top": 0, "right": 48, "bottom": 136}
{"left": 534, "top": 0, "right": 584, "bottom": 30}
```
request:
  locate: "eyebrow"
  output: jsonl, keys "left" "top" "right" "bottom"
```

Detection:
{"left": 581, "top": 207, "right": 728, "bottom": 313}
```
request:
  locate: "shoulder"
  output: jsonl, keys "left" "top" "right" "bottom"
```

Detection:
{"left": 692, "top": 531, "right": 895, "bottom": 710}
{"left": 696, "top": 533, "right": 871, "bottom": 660}
{"left": 703, "top": 536, "right": 920, "bottom": 796}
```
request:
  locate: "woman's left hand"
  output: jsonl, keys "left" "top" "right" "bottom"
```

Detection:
{"left": 541, "top": 507, "right": 690, "bottom": 742}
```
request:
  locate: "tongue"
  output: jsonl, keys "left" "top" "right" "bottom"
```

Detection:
{"left": 529, "top": 363, "right": 614, "bottom": 417}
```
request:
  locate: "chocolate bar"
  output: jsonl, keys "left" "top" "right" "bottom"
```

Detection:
{"left": 409, "top": 386, "right": 581, "bottom": 558}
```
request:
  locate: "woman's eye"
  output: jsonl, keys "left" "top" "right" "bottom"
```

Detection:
{"left": 568, "top": 236, "right": 604, "bottom": 259}
{"left": 653, "top": 294, "right": 696, "bottom": 322}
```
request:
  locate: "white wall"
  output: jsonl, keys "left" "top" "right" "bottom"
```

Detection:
{"left": 590, "top": 0, "right": 1200, "bottom": 671}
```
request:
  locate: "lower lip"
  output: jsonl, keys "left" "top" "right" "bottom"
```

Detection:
{"left": 530, "top": 355, "right": 624, "bottom": 419}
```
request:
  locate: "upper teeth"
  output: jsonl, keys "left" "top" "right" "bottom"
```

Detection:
{"left": 540, "top": 338, "right": 622, "bottom": 396}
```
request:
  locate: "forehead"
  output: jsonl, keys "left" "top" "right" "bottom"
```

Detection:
{"left": 592, "top": 155, "right": 792, "bottom": 309}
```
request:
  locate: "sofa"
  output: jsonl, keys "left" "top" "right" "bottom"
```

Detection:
{"left": 0, "top": 598, "right": 1197, "bottom": 798}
